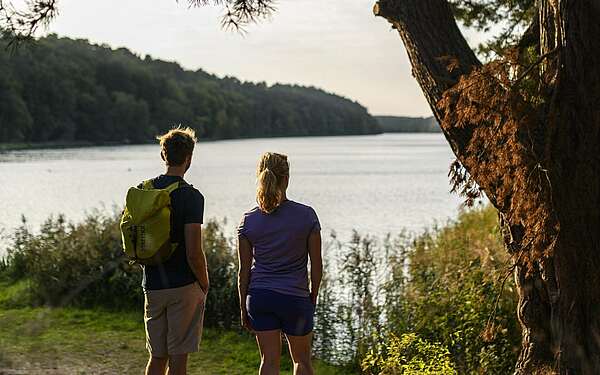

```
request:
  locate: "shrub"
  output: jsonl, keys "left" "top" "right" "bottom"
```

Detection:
{"left": 361, "top": 333, "right": 456, "bottom": 375}
{"left": 0, "top": 212, "right": 241, "bottom": 327}
{"left": 201, "top": 219, "right": 239, "bottom": 329}
{"left": 312, "top": 206, "right": 520, "bottom": 373}
{"left": 3, "top": 212, "right": 137, "bottom": 308}
{"left": 382, "top": 206, "right": 521, "bottom": 374}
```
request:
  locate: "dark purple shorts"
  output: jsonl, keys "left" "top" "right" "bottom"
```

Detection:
{"left": 246, "top": 288, "right": 315, "bottom": 336}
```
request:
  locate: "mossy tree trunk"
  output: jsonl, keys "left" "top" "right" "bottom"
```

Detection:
{"left": 374, "top": 0, "right": 600, "bottom": 373}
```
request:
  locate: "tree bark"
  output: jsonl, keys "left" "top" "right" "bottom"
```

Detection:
{"left": 374, "top": 0, "right": 600, "bottom": 373}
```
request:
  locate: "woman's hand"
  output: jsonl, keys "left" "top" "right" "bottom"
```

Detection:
{"left": 240, "top": 309, "right": 254, "bottom": 333}
{"left": 308, "top": 231, "right": 322, "bottom": 308}
{"left": 199, "top": 282, "right": 209, "bottom": 295}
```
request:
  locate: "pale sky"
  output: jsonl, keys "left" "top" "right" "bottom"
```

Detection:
{"left": 41, "top": 0, "right": 487, "bottom": 117}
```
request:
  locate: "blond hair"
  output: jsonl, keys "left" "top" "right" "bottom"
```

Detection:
{"left": 156, "top": 126, "right": 197, "bottom": 166}
{"left": 256, "top": 152, "right": 289, "bottom": 214}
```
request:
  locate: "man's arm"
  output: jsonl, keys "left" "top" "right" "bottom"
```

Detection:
{"left": 185, "top": 223, "right": 209, "bottom": 294}
{"left": 308, "top": 230, "right": 322, "bottom": 305}
{"left": 237, "top": 236, "right": 253, "bottom": 331}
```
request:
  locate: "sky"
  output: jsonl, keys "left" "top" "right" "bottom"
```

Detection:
{"left": 39, "top": 0, "right": 488, "bottom": 117}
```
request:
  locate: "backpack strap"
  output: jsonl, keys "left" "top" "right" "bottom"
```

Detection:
{"left": 165, "top": 180, "right": 189, "bottom": 194}
{"left": 141, "top": 179, "right": 154, "bottom": 190}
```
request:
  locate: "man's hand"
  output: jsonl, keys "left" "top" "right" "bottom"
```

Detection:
{"left": 310, "top": 290, "right": 318, "bottom": 306}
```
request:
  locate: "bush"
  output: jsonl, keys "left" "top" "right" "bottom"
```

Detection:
{"left": 382, "top": 206, "right": 521, "bottom": 374}
{"left": 0, "top": 212, "right": 240, "bottom": 329}
{"left": 361, "top": 333, "right": 456, "bottom": 375}
{"left": 201, "top": 219, "right": 239, "bottom": 329}
{"left": 311, "top": 206, "right": 520, "bottom": 373}
{"left": 3, "top": 212, "right": 137, "bottom": 308}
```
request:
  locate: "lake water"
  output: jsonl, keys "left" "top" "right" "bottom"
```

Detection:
{"left": 0, "top": 133, "right": 463, "bottom": 255}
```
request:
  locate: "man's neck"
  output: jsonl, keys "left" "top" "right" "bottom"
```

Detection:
{"left": 165, "top": 166, "right": 186, "bottom": 178}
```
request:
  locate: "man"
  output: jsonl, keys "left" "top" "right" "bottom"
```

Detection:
{"left": 142, "top": 126, "right": 209, "bottom": 375}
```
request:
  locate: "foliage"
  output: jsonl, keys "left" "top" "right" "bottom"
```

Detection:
{"left": 448, "top": 0, "right": 536, "bottom": 58}
{"left": 439, "top": 46, "right": 560, "bottom": 265}
{"left": 1, "top": 206, "right": 520, "bottom": 372}
{"left": 0, "top": 34, "right": 380, "bottom": 144}
{"left": 339, "top": 233, "right": 382, "bottom": 363}
{"left": 0, "top": 1, "right": 274, "bottom": 41}
{"left": 0, "top": 0, "right": 58, "bottom": 45}
{"left": 312, "top": 206, "right": 520, "bottom": 373}
{"left": 1, "top": 0, "right": 536, "bottom": 55}
{"left": 361, "top": 333, "right": 456, "bottom": 375}
{"left": 381, "top": 206, "right": 521, "bottom": 374}
{"left": 1, "top": 212, "right": 239, "bottom": 329}
{"left": 1, "top": 0, "right": 539, "bottom": 60}
{"left": 4, "top": 212, "right": 137, "bottom": 308}
{"left": 201, "top": 219, "right": 239, "bottom": 329}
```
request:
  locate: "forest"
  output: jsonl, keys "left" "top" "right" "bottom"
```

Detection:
{"left": 0, "top": 34, "right": 381, "bottom": 144}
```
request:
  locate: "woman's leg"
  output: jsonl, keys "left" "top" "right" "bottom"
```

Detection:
{"left": 285, "top": 333, "right": 314, "bottom": 375}
{"left": 256, "top": 329, "right": 282, "bottom": 375}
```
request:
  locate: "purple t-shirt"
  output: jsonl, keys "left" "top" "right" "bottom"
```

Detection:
{"left": 237, "top": 200, "right": 321, "bottom": 297}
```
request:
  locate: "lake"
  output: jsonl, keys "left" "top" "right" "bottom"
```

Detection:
{"left": 0, "top": 133, "right": 463, "bottom": 255}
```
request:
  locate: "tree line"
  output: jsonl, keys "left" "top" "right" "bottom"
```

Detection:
{"left": 0, "top": 34, "right": 381, "bottom": 144}
{"left": 375, "top": 116, "right": 441, "bottom": 133}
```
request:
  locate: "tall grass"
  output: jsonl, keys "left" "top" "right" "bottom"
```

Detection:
{"left": 312, "top": 206, "right": 520, "bottom": 374}
{"left": 0, "top": 213, "right": 238, "bottom": 328}
{"left": 0, "top": 205, "right": 520, "bottom": 373}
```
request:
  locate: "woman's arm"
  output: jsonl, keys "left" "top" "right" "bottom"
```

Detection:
{"left": 237, "top": 236, "right": 253, "bottom": 331}
{"left": 308, "top": 230, "right": 323, "bottom": 305}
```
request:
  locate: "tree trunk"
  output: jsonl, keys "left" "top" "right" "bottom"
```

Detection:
{"left": 374, "top": 0, "right": 600, "bottom": 373}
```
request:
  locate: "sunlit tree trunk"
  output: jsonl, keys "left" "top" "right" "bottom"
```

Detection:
{"left": 374, "top": 0, "right": 600, "bottom": 373}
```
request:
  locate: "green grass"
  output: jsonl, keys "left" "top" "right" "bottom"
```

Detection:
{"left": 0, "top": 282, "right": 352, "bottom": 375}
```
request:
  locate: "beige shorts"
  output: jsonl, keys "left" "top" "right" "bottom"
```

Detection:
{"left": 144, "top": 282, "right": 206, "bottom": 357}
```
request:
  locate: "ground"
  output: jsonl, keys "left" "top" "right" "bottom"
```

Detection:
{"left": 0, "top": 282, "right": 351, "bottom": 375}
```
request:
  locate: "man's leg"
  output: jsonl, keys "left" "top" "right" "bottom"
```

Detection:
{"left": 256, "top": 329, "right": 282, "bottom": 375}
{"left": 144, "top": 291, "right": 168, "bottom": 375}
{"left": 146, "top": 355, "right": 168, "bottom": 375}
{"left": 166, "top": 283, "right": 206, "bottom": 374}
{"left": 167, "top": 354, "right": 188, "bottom": 375}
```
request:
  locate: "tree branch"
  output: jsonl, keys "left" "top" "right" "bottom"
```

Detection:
{"left": 374, "top": 0, "right": 481, "bottom": 123}
{"left": 185, "top": 0, "right": 275, "bottom": 30}
{"left": 0, "top": 0, "right": 58, "bottom": 45}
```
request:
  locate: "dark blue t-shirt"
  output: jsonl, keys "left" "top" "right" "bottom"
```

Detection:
{"left": 141, "top": 174, "right": 204, "bottom": 291}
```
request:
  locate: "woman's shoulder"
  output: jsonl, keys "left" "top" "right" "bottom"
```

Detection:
{"left": 241, "top": 206, "right": 261, "bottom": 219}
{"left": 285, "top": 200, "right": 317, "bottom": 214}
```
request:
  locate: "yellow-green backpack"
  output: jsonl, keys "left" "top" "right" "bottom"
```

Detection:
{"left": 120, "top": 179, "right": 186, "bottom": 265}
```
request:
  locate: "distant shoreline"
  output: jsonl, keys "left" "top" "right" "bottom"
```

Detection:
{"left": 0, "top": 141, "right": 121, "bottom": 152}
{"left": 2, "top": 132, "right": 442, "bottom": 152}
{"left": 375, "top": 115, "right": 441, "bottom": 133}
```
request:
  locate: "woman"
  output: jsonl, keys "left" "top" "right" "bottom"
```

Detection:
{"left": 237, "top": 152, "right": 323, "bottom": 375}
